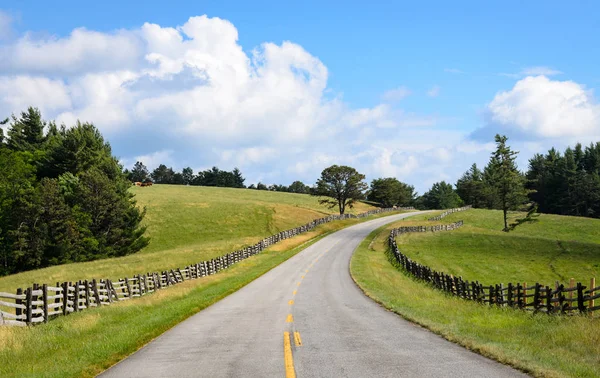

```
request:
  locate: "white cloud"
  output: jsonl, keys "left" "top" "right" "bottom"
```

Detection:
{"left": 498, "top": 66, "right": 562, "bottom": 79}
{"left": 520, "top": 66, "right": 562, "bottom": 76}
{"left": 487, "top": 75, "right": 600, "bottom": 139}
{"left": 0, "top": 28, "right": 143, "bottom": 74}
{"left": 129, "top": 150, "right": 175, "bottom": 171}
{"left": 0, "top": 76, "right": 71, "bottom": 115}
{"left": 0, "top": 14, "right": 491, "bottom": 193}
{"left": 382, "top": 86, "right": 411, "bottom": 102}
{"left": 444, "top": 68, "right": 464, "bottom": 74}
{"left": 427, "top": 85, "right": 440, "bottom": 98}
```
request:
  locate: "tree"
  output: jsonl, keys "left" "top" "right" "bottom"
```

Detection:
{"left": 455, "top": 164, "right": 488, "bottom": 208}
{"left": 182, "top": 167, "right": 195, "bottom": 185}
{"left": 289, "top": 180, "right": 309, "bottom": 194}
{"left": 232, "top": 167, "right": 245, "bottom": 188}
{"left": 487, "top": 134, "right": 529, "bottom": 231}
{"left": 0, "top": 108, "right": 149, "bottom": 275}
{"left": 367, "top": 178, "right": 415, "bottom": 207}
{"left": 313, "top": 165, "right": 368, "bottom": 214}
{"left": 256, "top": 182, "right": 268, "bottom": 190}
{"left": 130, "top": 161, "right": 149, "bottom": 182}
{"left": 7, "top": 107, "right": 46, "bottom": 153}
{"left": 420, "top": 181, "right": 463, "bottom": 209}
{"left": 151, "top": 164, "right": 174, "bottom": 184}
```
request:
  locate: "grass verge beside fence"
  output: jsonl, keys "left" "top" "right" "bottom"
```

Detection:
{"left": 0, "top": 214, "right": 401, "bottom": 378}
{"left": 350, "top": 222, "right": 600, "bottom": 378}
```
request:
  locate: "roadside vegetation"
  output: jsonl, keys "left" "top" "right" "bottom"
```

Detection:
{"left": 0, "top": 216, "right": 372, "bottom": 378}
{"left": 0, "top": 184, "right": 375, "bottom": 292}
{"left": 351, "top": 211, "right": 600, "bottom": 377}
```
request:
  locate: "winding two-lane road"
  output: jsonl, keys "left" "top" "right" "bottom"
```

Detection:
{"left": 101, "top": 212, "right": 525, "bottom": 377}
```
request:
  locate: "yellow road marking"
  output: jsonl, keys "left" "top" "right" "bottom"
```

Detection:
{"left": 288, "top": 300, "right": 294, "bottom": 305}
{"left": 293, "top": 331, "right": 303, "bottom": 347}
{"left": 283, "top": 332, "right": 296, "bottom": 378}
{"left": 286, "top": 314, "right": 294, "bottom": 323}
{"left": 305, "top": 269, "right": 309, "bottom": 273}
{"left": 297, "top": 282, "right": 301, "bottom": 286}
{"left": 301, "top": 275, "right": 305, "bottom": 279}
{"left": 292, "top": 290, "right": 297, "bottom": 295}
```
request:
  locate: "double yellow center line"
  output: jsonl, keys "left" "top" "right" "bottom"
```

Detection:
{"left": 284, "top": 250, "right": 327, "bottom": 378}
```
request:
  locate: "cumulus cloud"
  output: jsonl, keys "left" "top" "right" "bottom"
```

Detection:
{"left": 0, "top": 14, "right": 492, "bottom": 193}
{"left": 485, "top": 75, "right": 600, "bottom": 139}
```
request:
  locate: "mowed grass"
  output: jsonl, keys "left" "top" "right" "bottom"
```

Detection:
{"left": 0, "top": 185, "right": 375, "bottom": 292}
{"left": 0, "top": 217, "right": 369, "bottom": 378}
{"left": 396, "top": 209, "right": 600, "bottom": 285}
{"left": 351, "top": 221, "right": 600, "bottom": 378}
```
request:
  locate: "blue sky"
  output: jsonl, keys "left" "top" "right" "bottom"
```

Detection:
{"left": 1, "top": 1, "right": 599, "bottom": 192}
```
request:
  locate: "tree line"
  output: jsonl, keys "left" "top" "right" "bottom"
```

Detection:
{"left": 453, "top": 136, "right": 600, "bottom": 221}
{"left": 126, "top": 162, "right": 246, "bottom": 188}
{"left": 0, "top": 108, "right": 148, "bottom": 275}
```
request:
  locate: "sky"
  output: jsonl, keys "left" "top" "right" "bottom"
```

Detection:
{"left": 1, "top": 1, "right": 599, "bottom": 193}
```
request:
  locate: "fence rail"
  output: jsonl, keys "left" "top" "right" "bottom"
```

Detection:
{"left": 427, "top": 205, "right": 472, "bottom": 221}
{"left": 388, "top": 221, "right": 598, "bottom": 315}
{"left": 0, "top": 206, "right": 415, "bottom": 326}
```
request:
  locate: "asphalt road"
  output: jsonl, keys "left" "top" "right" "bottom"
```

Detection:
{"left": 100, "top": 212, "right": 527, "bottom": 378}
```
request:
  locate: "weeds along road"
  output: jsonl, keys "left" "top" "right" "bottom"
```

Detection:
{"left": 100, "top": 212, "right": 526, "bottom": 378}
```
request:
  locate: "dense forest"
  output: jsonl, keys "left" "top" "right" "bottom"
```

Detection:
{"left": 0, "top": 108, "right": 148, "bottom": 275}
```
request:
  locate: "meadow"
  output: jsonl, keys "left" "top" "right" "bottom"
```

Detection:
{"left": 0, "top": 184, "right": 394, "bottom": 377}
{"left": 351, "top": 210, "right": 600, "bottom": 377}
{"left": 0, "top": 185, "right": 375, "bottom": 292}
{"left": 395, "top": 209, "right": 600, "bottom": 285}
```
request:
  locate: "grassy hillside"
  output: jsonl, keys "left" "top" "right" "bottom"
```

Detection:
{"left": 396, "top": 209, "right": 600, "bottom": 285}
{"left": 0, "top": 185, "right": 375, "bottom": 292}
{"left": 351, "top": 222, "right": 600, "bottom": 378}
{"left": 0, "top": 216, "right": 373, "bottom": 378}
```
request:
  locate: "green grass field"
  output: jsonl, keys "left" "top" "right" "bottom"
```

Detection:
{"left": 0, "top": 185, "right": 396, "bottom": 377}
{"left": 0, "top": 185, "right": 375, "bottom": 292}
{"left": 351, "top": 219, "right": 600, "bottom": 378}
{"left": 0, "top": 217, "right": 370, "bottom": 378}
{"left": 396, "top": 209, "right": 600, "bottom": 285}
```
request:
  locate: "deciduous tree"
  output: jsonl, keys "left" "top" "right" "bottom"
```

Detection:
{"left": 313, "top": 165, "right": 368, "bottom": 214}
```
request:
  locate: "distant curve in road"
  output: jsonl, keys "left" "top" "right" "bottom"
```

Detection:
{"left": 100, "top": 212, "right": 526, "bottom": 378}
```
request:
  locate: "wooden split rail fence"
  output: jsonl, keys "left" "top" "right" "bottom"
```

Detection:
{"left": 0, "top": 206, "right": 415, "bottom": 326}
{"left": 388, "top": 221, "right": 599, "bottom": 315}
{"left": 427, "top": 205, "right": 472, "bottom": 221}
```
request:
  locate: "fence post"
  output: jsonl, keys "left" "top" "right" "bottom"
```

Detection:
{"left": 523, "top": 282, "right": 527, "bottom": 309}
{"left": 25, "top": 287, "right": 33, "bottom": 324}
{"left": 568, "top": 278, "right": 574, "bottom": 314}
{"left": 507, "top": 283, "right": 513, "bottom": 307}
{"left": 32, "top": 283, "right": 39, "bottom": 322}
{"left": 545, "top": 285, "right": 552, "bottom": 313}
{"left": 15, "top": 288, "right": 23, "bottom": 319}
{"left": 590, "top": 277, "right": 596, "bottom": 312}
{"left": 124, "top": 277, "right": 132, "bottom": 298}
{"left": 61, "top": 282, "right": 69, "bottom": 315}
{"left": 73, "top": 281, "right": 80, "bottom": 312}
{"left": 84, "top": 280, "right": 90, "bottom": 309}
{"left": 577, "top": 282, "right": 585, "bottom": 313}
{"left": 92, "top": 279, "right": 101, "bottom": 306}
{"left": 42, "top": 284, "right": 49, "bottom": 323}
